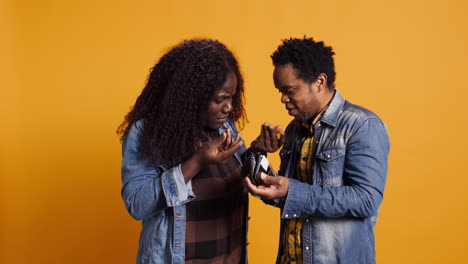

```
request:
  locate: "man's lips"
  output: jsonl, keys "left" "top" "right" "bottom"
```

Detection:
{"left": 286, "top": 107, "right": 297, "bottom": 115}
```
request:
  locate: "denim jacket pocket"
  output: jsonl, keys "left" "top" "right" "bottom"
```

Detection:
{"left": 315, "top": 149, "right": 346, "bottom": 185}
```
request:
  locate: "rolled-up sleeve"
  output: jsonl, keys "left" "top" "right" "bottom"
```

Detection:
{"left": 121, "top": 123, "right": 195, "bottom": 220}
{"left": 161, "top": 164, "right": 195, "bottom": 207}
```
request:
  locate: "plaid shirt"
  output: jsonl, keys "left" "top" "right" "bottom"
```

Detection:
{"left": 279, "top": 110, "right": 325, "bottom": 264}
{"left": 185, "top": 154, "right": 248, "bottom": 264}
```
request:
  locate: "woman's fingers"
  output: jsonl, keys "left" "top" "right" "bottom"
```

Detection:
{"left": 217, "top": 136, "right": 242, "bottom": 163}
{"left": 224, "top": 128, "right": 232, "bottom": 150}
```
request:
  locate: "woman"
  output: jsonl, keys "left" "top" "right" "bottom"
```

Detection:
{"left": 117, "top": 39, "right": 248, "bottom": 264}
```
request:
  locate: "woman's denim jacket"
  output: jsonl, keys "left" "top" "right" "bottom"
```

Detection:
{"left": 121, "top": 119, "right": 247, "bottom": 264}
{"left": 276, "top": 90, "right": 390, "bottom": 264}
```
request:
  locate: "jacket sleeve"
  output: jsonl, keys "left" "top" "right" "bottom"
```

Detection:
{"left": 281, "top": 117, "right": 390, "bottom": 219}
{"left": 120, "top": 123, "right": 195, "bottom": 221}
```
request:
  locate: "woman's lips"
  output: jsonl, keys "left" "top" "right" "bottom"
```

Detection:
{"left": 217, "top": 116, "right": 228, "bottom": 122}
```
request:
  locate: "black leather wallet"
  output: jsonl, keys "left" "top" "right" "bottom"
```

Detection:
{"left": 241, "top": 150, "right": 277, "bottom": 185}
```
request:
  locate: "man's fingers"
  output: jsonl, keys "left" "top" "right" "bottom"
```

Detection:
{"left": 259, "top": 172, "right": 274, "bottom": 186}
{"left": 278, "top": 131, "right": 285, "bottom": 147}
{"left": 259, "top": 173, "right": 285, "bottom": 188}
{"left": 275, "top": 126, "right": 284, "bottom": 138}
{"left": 274, "top": 125, "right": 283, "bottom": 133}
{"left": 267, "top": 125, "right": 280, "bottom": 149}
{"left": 250, "top": 137, "right": 259, "bottom": 150}
{"left": 243, "top": 177, "right": 257, "bottom": 195}
{"left": 251, "top": 122, "right": 284, "bottom": 153}
{"left": 244, "top": 176, "right": 270, "bottom": 198}
{"left": 275, "top": 126, "right": 285, "bottom": 146}
{"left": 263, "top": 123, "right": 272, "bottom": 150}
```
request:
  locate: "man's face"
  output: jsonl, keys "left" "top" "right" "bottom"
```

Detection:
{"left": 200, "top": 72, "right": 237, "bottom": 130}
{"left": 273, "top": 64, "right": 322, "bottom": 121}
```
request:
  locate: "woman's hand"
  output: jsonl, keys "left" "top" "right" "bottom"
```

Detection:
{"left": 197, "top": 128, "right": 243, "bottom": 166}
{"left": 181, "top": 129, "right": 242, "bottom": 183}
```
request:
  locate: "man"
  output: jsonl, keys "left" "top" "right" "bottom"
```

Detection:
{"left": 246, "top": 37, "right": 390, "bottom": 264}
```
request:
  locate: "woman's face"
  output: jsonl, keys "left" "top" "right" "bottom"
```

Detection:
{"left": 201, "top": 72, "right": 237, "bottom": 130}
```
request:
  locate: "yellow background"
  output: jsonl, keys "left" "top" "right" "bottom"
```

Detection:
{"left": 2, "top": 0, "right": 468, "bottom": 263}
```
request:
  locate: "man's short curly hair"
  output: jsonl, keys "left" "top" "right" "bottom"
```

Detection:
{"left": 271, "top": 36, "right": 336, "bottom": 89}
{"left": 117, "top": 39, "right": 246, "bottom": 167}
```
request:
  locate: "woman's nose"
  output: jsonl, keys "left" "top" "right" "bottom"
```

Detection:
{"left": 222, "top": 100, "right": 233, "bottom": 113}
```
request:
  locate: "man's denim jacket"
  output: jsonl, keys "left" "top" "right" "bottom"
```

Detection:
{"left": 276, "top": 90, "right": 390, "bottom": 264}
{"left": 121, "top": 119, "right": 247, "bottom": 264}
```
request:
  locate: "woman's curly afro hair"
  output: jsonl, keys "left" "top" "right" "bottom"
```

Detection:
{"left": 117, "top": 39, "right": 246, "bottom": 167}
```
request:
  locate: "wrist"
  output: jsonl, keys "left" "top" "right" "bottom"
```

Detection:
{"left": 191, "top": 152, "right": 206, "bottom": 169}
{"left": 181, "top": 153, "right": 205, "bottom": 183}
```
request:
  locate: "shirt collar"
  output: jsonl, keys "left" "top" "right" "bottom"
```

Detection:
{"left": 319, "top": 89, "right": 345, "bottom": 128}
{"left": 301, "top": 106, "right": 327, "bottom": 136}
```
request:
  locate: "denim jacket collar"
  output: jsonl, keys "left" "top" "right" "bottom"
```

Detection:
{"left": 218, "top": 121, "right": 230, "bottom": 134}
{"left": 320, "top": 90, "right": 345, "bottom": 128}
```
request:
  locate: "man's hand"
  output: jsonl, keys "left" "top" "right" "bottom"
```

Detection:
{"left": 244, "top": 172, "right": 289, "bottom": 200}
{"left": 251, "top": 123, "right": 285, "bottom": 153}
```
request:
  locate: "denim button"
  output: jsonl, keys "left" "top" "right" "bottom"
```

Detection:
{"left": 305, "top": 219, "right": 309, "bottom": 223}
{"left": 285, "top": 214, "right": 289, "bottom": 218}
{"left": 293, "top": 214, "right": 297, "bottom": 217}
{"left": 306, "top": 246, "right": 310, "bottom": 250}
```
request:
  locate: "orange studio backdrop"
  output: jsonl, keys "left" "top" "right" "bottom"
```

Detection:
{"left": 2, "top": 0, "right": 468, "bottom": 263}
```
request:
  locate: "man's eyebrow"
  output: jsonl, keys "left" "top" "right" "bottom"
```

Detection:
{"left": 278, "top": 85, "right": 295, "bottom": 90}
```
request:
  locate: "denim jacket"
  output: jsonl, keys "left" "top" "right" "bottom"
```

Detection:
{"left": 121, "top": 119, "right": 247, "bottom": 264}
{"left": 276, "top": 90, "right": 390, "bottom": 264}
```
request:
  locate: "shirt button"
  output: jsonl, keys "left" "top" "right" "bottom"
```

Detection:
{"left": 306, "top": 246, "right": 310, "bottom": 250}
{"left": 302, "top": 156, "right": 307, "bottom": 161}
{"left": 315, "top": 140, "right": 319, "bottom": 143}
